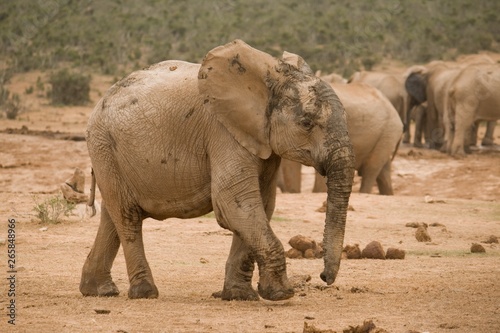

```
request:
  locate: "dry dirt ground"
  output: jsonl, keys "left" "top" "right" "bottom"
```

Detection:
{"left": 0, "top": 72, "right": 499, "bottom": 333}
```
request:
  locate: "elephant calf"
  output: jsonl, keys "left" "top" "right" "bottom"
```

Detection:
{"left": 80, "top": 40, "right": 355, "bottom": 301}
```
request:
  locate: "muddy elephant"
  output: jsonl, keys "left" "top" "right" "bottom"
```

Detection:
{"left": 446, "top": 64, "right": 500, "bottom": 156}
{"left": 80, "top": 40, "right": 355, "bottom": 301}
{"left": 278, "top": 82, "right": 403, "bottom": 195}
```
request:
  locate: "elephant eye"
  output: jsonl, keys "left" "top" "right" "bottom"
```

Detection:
{"left": 300, "top": 117, "right": 314, "bottom": 130}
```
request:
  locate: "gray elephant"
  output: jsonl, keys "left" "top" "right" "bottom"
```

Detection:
{"left": 278, "top": 82, "right": 403, "bottom": 195}
{"left": 80, "top": 40, "right": 355, "bottom": 301}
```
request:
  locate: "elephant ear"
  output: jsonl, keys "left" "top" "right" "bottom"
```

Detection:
{"left": 405, "top": 72, "right": 427, "bottom": 103}
{"left": 281, "top": 51, "right": 314, "bottom": 75}
{"left": 198, "top": 39, "right": 279, "bottom": 159}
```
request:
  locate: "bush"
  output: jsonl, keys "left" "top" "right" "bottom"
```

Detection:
{"left": 4, "top": 93, "right": 21, "bottom": 119}
{"left": 49, "top": 69, "right": 91, "bottom": 106}
{"left": 33, "top": 195, "right": 75, "bottom": 224}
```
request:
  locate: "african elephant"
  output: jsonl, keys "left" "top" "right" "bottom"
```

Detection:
{"left": 80, "top": 40, "right": 355, "bottom": 302}
{"left": 445, "top": 63, "right": 500, "bottom": 156}
{"left": 278, "top": 82, "right": 403, "bottom": 195}
{"left": 348, "top": 71, "right": 407, "bottom": 123}
{"left": 405, "top": 55, "right": 496, "bottom": 150}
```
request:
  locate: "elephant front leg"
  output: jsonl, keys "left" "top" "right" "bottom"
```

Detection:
{"left": 213, "top": 233, "right": 259, "bottom": 301}
{"left": 80, "top": 203, "right": 120, "bottom": 297}
{"left": 212, "top": 189, "right": 293, "bottom": 301}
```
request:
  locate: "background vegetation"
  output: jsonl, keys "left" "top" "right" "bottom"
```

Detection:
{"left": 1, "top": 0, "right": 499, "bottom": 77}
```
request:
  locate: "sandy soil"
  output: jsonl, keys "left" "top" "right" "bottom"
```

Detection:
{"left": 0, "top": 72, "right": 499, "bottom": 333}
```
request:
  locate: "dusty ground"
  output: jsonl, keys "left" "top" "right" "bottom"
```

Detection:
{"left": 0, "top": 72, "right": 499, "bottom": 333}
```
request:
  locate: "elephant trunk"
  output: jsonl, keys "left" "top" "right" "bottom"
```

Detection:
{"left": 320, "top": 145, "right": 355, "bottom": 285}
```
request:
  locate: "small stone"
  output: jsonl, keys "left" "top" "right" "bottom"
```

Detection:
{"left": 415, "top": 224, "right": 432, "bottom": 242}
{"left": 312, "top": 241, "right": 324, "bottom": 258}
{"left": 39, "top": 227, "right": 48, "bottom": 232}
{"left": 482, "top": 235, "right": 498, "bottom": 244}
{"left": 343, "top": 244, "right": 362, "bottom": 259}
{"left": 471, "top": 243, "right": 486, "bottom": 253}
{"left": 199, "top": 257, "right": 209, "bottom": 264}
{"left": 405, "top": 222, "right": 420, "bottom": 228}
{"left": 0, "top": 238, "right": 5, "bottom": 246}
{"left": 94, "top": 309, "right": 111, "bottom": 314}
{"left": 289, "top": 235, "right": 315, "bottom": 252}
{"left": 286, "top": 248, "right": 303, "bottom": 259}
{"left": 303, "top": 248, "right": 316, "bottom": 259}
{"left": 361, "top": 241, "right": 385, "bottom": 259}
{"left": 385, "top": 247, "right": 406, "bottom": 259}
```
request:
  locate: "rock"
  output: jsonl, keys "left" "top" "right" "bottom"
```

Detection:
{"left": 361, "top": 241, "right": 385, "bottom": 259}
{"left": 304, "top": 248, "right": 316, "bottom": 259}
{"left": 289, "top": 235, "right": 315, "bottom": 252}
{"left": 312, "top": 241, "right": 324, "bottom": 258}
{"left": 343, "top": 244, "right": 362, "bottom": 259}
{"left": 61, "top": 168, "right": 89, "bottom": 203}
{"left": 471, "top": 243, "right": 486, "bottom": 253}
{"left": 66, "top": 167, "right": 86, "bottom": 193}
{"left": 286, "top": 248, "right": 303, "bottom": 259}
{"left": 385, "top": 247, "right": 406, "bottom": 259}
{"left": 482, "top": 235, "right": 498, "bottom": 244}
{"left": 405, "top": 222, "right": 420, "bottom": 228}
{"left": 415, "top": 223, "right": 432, "bottom": 242}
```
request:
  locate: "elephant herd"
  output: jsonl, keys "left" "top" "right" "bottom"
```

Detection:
{"left": 278, "top": 53, "right": 499, "bottom": 195}
{"left": 79, "top": 40, "right": 498, "bottom": 303}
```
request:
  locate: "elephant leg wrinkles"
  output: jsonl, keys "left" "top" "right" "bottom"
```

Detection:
{"left": 211, "top": 158, "right": 293, "bottom": 301}
{"left": 80, "top": 202, "right": 120, "bottom": 297}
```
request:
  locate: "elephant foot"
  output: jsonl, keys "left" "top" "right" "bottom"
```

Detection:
{"left": 413, "top": 142, "right": 424, "bottom": 148}
{"left": 212, "top": 286, "right": 260, "bottom": 301}
{"left": 257, "top": 277, "right": 294, "bottom": 301}
{"left": 80, "top": 276, "right": 119, "bottom": 297}
{"left": 481, "top": 138, "right": 494, "bottom": 146}
{"left": 128, "top": 279, "right": 159, "bottom": 299}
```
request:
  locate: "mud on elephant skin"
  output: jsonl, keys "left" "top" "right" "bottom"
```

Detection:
{"left": 278, "top": 82, "right": 403, "bottom": 195}
{"left": 80, "top": 40, "right": 355, "bottom": 301}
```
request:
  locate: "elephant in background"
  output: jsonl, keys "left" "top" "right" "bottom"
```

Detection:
{"left": 348, "top": 71, "right": 408, "bottom": 141}
{"left": 445, "top": 63, "right": 500, "bottom": 156}
{"left": 278, "top": 82, "right": 403, "bottom": 195}
{"left": 80, "top": 40, "right": 355, "bottom": 302}
{"left": 404, "top": 55, "right": 497, "bottom": 150}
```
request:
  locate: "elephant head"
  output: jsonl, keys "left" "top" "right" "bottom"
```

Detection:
{"left": 198, "top": 40, "right": 355, "bottom": 285}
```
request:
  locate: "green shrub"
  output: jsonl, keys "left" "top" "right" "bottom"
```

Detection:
{"left": 33, "top": 195, "right": 75, "bottom": 224}
{"left": 48, "top": 69, "right": 91, "bottom": 106}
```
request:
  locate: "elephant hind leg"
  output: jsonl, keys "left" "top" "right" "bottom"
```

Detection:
{"left": 80, "top": 202, "right": 120, "bottom": 297}
{"left": 111, "top": 205, "right": 159, "bottom": 299}
{"left": 358, "top": 164, "right": 377, "bottom": 194}
{"left": 376, "top": 161, "right": 394, "bottom": 195}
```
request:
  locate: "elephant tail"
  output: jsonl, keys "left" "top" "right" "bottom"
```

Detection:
{"left": 391, "top": 137, "right": 402, "bottom": 162}
{"left": 88, "top": 169, "right": 97, "bottom": 217}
